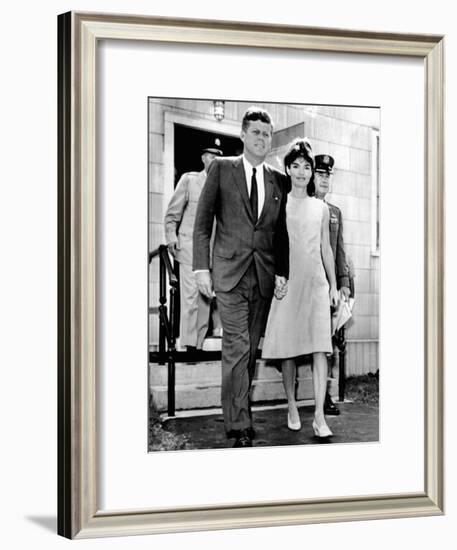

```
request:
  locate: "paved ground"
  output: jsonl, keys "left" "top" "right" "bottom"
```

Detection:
{"left": 160, "top": 401, "right": 378, "bottom": 450}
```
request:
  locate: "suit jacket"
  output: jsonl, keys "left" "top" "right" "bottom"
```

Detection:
{"left": 326, "top": 201, "right": 350, "bottom": 289}
{"left": 193, "top": 156, "right": 289, "bottom": 297}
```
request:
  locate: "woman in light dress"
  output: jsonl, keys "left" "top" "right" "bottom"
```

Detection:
{"left": 262, "top": 138, "right": 338, "bottom": 437}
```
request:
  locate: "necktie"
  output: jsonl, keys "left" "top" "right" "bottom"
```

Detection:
{"left": 250, "top": 167, "right": 258, "bottom": 222}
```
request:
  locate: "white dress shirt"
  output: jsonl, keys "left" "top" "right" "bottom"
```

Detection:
{"left": 242, "top": 156, "right": 265, "bottom": 216}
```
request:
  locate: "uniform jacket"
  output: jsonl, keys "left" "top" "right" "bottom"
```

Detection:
{"left": 326, "top": 201, "right": 350, "bottom": 289}
{"left": 193, "top": 156, "right": 289, "bottom": 298}
{"left": 164, "top": 169, "right": 207, "bottom": 265}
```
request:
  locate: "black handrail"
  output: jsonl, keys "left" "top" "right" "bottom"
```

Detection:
{"left": 149, "top": 246, "right": 224, "bottom": 416}
{"left": 149, "top": 245, "right": 178, "bottom": 415}
{"left": 149, "top": 245, "right": 178, "bottom": 287}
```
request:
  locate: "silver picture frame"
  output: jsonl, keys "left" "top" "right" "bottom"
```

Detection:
{"left": 57, "top": 11, "right": 444, "bottom": 539}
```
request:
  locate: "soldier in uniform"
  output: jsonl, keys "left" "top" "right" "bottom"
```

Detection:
{"left": 164, "top": 144, "right": 223, "bottom": 351}
{"left": 314, "top": 154, "right": 351, "bottom": 415}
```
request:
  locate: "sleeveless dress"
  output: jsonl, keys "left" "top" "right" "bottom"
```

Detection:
{"left": 262, "top": 195, "right": 332, "bottom": 358}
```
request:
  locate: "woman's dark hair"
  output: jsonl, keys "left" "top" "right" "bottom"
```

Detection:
{"left": 283, "top": 138, "right": 315, "bottom": 195}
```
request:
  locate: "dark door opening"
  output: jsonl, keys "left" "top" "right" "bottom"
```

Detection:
{"left": 174, "top": 124, "right": 243, "bottom": 185}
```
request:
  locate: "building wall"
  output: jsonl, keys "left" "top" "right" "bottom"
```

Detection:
{"left": 306, "top": 106, "right": 379, "bottom": 375}
{"left": 148, "top": 99, "right": 379, "bottom": 375}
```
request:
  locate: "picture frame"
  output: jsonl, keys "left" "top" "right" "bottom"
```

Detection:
{"left": 57, "top": 11, "right": 444, "bottom": 539}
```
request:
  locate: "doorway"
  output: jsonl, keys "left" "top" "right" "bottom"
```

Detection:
{"left": 173, "top": 124, "right": 243, "bottom": 185}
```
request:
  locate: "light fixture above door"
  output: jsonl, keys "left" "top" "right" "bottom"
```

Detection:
{"left": 213, "top": 100, "right": 225, "bottom": 121}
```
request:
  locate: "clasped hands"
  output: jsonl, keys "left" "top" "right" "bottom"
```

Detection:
{"left": 196, "top": 272, "right": 289, "bottom": 301}
{"left": 274, "top": 275, "right": 288, "bottom": 300}
{"left": 187, "top": 258, "right": 346, "bottom": 309}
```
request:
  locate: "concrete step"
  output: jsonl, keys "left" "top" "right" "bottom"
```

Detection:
{"left": 149, "top": 360, "right": 313, "bottom": 386}
{"left": 149, "top": 336, "right": 222, "bottom": 353}
{"left": 149, "top": 359, "right": 338, "bottom": 412}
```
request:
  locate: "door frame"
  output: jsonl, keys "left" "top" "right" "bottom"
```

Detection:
{"left": 163, "top": 110, "right": 240, "bottom": 209}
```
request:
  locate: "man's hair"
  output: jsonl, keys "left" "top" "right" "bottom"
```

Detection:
{"left": 241, "top": 107, "right": 273, "bottom": 132}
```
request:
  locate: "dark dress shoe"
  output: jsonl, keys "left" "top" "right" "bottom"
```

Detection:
{"left": 324, "top": 394, "right": 341, "bottom": 416}
{"left": 233, "top": 430, "right": 252, "bottom": 448}
{"left": 227, "top": 427, "right": 256, "bottom": 440}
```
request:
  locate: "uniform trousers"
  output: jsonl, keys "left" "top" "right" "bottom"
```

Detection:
{"left": 179, "top": 262, "right": 211, "bottom": 348}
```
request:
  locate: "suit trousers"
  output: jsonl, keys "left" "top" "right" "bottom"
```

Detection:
{"left": 215, "top": 262, "right": 272, "bottom": 433}
{"left": 179, "top": 263, "right": 211, "bottom": 348}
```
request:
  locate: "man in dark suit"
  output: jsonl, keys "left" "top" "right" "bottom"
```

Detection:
{"left": 193, "top": 107, "right": 289, "bottom": 447}
{"left": 314, "top": 154, "right": 350, "bottom": 415}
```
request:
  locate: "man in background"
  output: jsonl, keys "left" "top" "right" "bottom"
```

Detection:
{"left": 314, "top": 154, "right": 350, "bottom": 415}
{"left": 164, "top": 143, "right": 223, "bottom": 351}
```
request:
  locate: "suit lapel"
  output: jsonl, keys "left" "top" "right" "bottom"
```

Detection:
{"left": 231, "top": 156, "right": 254, "bottom": 221}
{"left": 256, "top": 164, "right": 274, "bottom": 226}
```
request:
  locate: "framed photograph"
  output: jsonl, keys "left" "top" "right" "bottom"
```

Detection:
{"left": 148, "top": 97, "right": 380, "bottom": 451}
{"left": 58, "top": 11, "right": 444, "bottom": 539}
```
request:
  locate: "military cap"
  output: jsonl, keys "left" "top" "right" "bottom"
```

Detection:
{"left": 314, "top": 154, "right": 335, "bottom": 173}
{"left": 202, "top": 137, "right": 223, "bottom": 156}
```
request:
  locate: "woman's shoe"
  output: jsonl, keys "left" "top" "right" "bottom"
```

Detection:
{"left": 287, "top": 412, "right": 301, "bottom": 431}
{"left": 312, "top": 419, "right": 333, "bottom": 438}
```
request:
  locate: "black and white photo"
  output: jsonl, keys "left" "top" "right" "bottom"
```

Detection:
{"left": 148, "top": 98, "right": 380, "bottom": 451}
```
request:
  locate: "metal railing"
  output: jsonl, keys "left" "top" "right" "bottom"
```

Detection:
{"left": 149, "top": 245, "right": 221, "bottom": 416}
{"left": 149, "top": 245, "right": 178, "bottom": 415}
